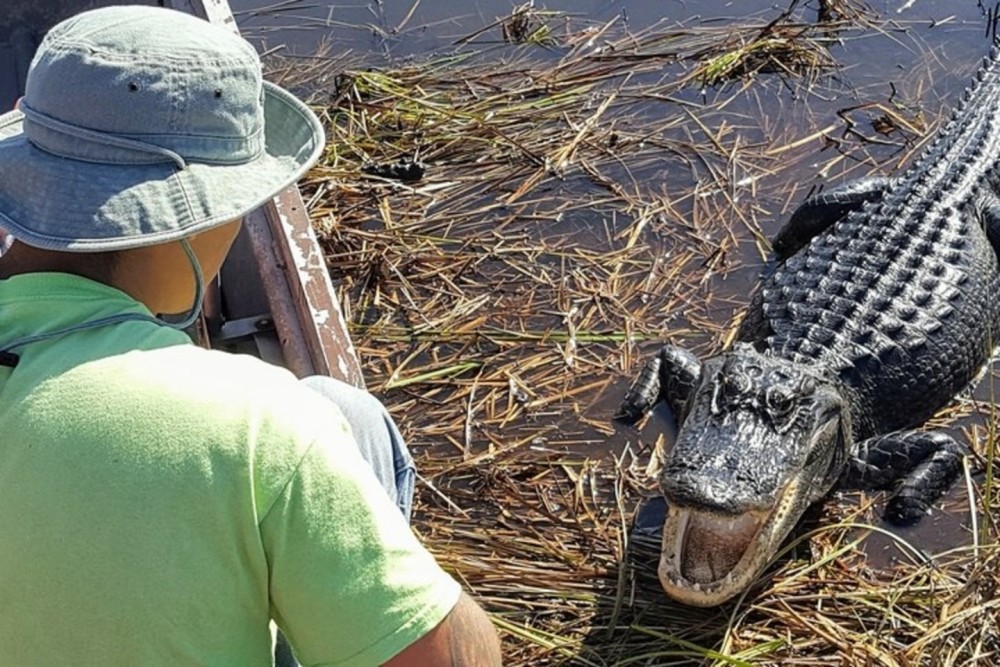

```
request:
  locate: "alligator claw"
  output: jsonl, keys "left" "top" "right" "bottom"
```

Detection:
{"left": 618, "top": 356, "right": 662, "bottom": 424}
{"left": 618, "top": 345, "right": 702, "bottom": 425}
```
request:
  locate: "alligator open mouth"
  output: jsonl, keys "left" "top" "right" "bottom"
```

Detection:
{"left": 657, "top": 479, "right": 803, "bottom": 606}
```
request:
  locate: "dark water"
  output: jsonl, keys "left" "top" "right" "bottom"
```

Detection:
{"left": 234, "top": 1, "right": 767, "bottom": 55}
{"left": 231, "top": 0, "right": 998, "bottom": 563}
{"left": 233, "top": 0, "right": 991, "bottom": 64}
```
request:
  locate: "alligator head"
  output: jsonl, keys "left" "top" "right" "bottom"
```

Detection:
{"left": 657, "top": 343, "right": 850, "bottom": 606}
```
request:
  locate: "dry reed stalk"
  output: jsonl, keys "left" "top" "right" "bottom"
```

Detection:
{"left": 265, "top": 2, "right": 1000, "bottom": 664}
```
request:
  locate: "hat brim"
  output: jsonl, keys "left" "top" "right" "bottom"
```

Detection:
{"left": 0, "top": 81, "right": 324, "bottom": 252}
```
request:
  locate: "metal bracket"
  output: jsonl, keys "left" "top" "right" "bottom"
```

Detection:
{"left": 217, "top": 315, "right": 275, "bottom": 342}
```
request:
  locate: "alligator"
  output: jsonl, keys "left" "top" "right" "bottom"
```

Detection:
{"left": 619, "top": 47, "right": 1000, "bottom": 607}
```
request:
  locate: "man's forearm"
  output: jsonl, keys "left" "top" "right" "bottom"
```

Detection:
{"left": 446, "top": 591, "right": 502, "bottom": 666}
{"left": 384, "top": 591, "right": 502, "bottom": 666}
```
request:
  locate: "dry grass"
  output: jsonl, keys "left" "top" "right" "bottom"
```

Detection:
{"left": 269, "top": 1, "right": 1000, "bottom": 664}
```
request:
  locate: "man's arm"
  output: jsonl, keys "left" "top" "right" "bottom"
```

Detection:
{"left": 384, "top": 591, "right": 502, "bottom": 667}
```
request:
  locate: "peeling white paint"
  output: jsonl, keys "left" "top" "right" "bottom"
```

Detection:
{"left": 273, "top": 196, "right": 362, "bottom": 385}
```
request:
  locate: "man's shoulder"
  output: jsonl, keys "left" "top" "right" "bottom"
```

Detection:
{"left": 60, "top": 344, "right": 342, "bottom": 442}
{"left": 27, "top": 344, "right": 353, "bottom": 499}
{"left": 99, "top": 343, "right": 293, "bottom": 387}
{"left": 123, "top": 344, "right": 298, "bottom": 387}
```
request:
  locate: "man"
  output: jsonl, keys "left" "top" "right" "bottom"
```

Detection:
{"left": 0, "top": 6, "right": 502, "bottom": 666}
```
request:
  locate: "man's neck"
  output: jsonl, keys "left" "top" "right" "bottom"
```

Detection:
{"left": 0, "top": 242, "right": 116, "bottom": 284}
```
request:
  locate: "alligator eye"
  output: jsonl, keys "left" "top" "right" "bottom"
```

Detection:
{"left": 766, "top": 385, "right": 795, "bottom": 418}
{"left": 724, "top": 373, "right": 752, "bottom": 397}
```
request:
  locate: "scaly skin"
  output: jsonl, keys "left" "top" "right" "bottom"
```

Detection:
{"left": 621, "top": 46, "right": 1000, "bottom": 606}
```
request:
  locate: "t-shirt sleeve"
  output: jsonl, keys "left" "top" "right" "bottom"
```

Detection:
{"left": 259, "top": 428, "right": 461, "bottom": 666}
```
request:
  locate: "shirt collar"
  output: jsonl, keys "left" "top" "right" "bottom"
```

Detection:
{"left": 0, "top": 272, "right": 156, "bottom": 348}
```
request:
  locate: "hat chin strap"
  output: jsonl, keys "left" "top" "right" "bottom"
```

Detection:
{"left": 173, "top": 237, "right": 206, "bottom": 332}
{"left": 0, "top": 239, "right": 207, "bottom": 362}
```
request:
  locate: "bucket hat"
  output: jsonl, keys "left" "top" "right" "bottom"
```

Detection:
{"left": 0, "top": 5, "right": 324, "bottom": 252}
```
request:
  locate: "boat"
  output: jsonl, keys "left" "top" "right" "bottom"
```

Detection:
{"left": 0, "top": 0, "right": 364, "bottom": 388}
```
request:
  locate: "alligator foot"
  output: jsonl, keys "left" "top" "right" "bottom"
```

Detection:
{"left": 773, "top": 176, "right": 894, "bottom": 258}
{"left": 617, "top": 345, "right": 701, "bottom": 424}
{"left": 631, "top": 495, "right": 668, "bottom": 541}
{"left": 840, "top": 430, "right": 964, "bottom": 525}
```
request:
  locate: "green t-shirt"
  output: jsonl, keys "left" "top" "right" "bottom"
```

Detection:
{"left": 0, "top": 273, "right": 460, "bottom": 666}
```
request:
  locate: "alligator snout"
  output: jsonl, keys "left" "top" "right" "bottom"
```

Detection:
{"left": 661, "top": 466, "right": 780, "bottom": 515}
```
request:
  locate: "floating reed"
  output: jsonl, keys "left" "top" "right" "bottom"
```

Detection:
{"left": 267, "top": 1, "right": 999, "bottom": 663}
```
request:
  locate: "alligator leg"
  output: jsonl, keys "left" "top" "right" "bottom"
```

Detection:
{"left": 976, "top": 186, "right": 1000, "bottom": 260}
{"left": 736, "top": 289, "right": 771, "bottom": 345}
{"left": 840, "top": 430, "right": 964, "bottom": 525}
{"left": 773, "top": 176, "right": 894, "bottom": 259}
{"left": 618, "top": 345, "right": 702, "bottom": 425}
{"left": 631, "top": 495, "right": 668, "bottom": 540}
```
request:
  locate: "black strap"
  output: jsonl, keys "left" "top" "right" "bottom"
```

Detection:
{"left": 0, "top": 351, "right": 19, "bottom": 368}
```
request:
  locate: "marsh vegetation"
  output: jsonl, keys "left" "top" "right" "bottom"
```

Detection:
{"left": 260, "top": 1, "right": 1000, "bottom": 663}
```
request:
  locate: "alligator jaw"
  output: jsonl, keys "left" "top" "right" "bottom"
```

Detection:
{"left": 657, "top": 479, "right": 803, "bottom": 607}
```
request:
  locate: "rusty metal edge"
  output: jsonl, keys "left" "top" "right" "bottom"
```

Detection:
{"left": 263, "top": 190, "right": 366, "bottom": 388}
{"left": 240, "top": 206, "right": 318, "bottom": 379}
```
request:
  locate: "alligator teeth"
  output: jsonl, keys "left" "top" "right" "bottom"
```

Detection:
{"left": 672, "top": 509, "right": 689, "bottom": 579}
